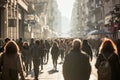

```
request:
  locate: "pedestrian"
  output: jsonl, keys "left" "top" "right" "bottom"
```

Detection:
{"left": 0, "top": 38, "right": 10, "bottom": 53}
{"left": 39, "top": 39, "right": 45, "bottom": 70}
{"left": 63, "top": 39, "right": 91, "bottom": 80}
{"left": 44, "top": 40, "right": 51, "bottom": 64}
{"left": 51, "top": 41, "right": 59, "bottom": 71}
{"left": 59, "top": 40, "right": 65, "bottom": 63}
{"left": 22, "top": 42, "right": 31, "bottom": 76}
{"left": 82, "top": 39, "right": 93, "bottom": 61}
{"left": 32, "top": 40, "right": 41, "bottom": 80}
{"left": 95, "top": 38, "right": 120, "bottom": 80}
{"left": 0, "top": 40, "right": 25, "bottom": 80}
{"left": 17, "top": 38, "right": 23, "bottom": 52}
{"left": 29, "top": 38, "right": 35, "bottom": 71}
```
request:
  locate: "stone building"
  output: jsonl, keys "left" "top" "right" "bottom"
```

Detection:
{"left": 0, "top": 0, "right": 28, "bottom": 40}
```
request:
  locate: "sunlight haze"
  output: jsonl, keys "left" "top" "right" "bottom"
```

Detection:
{"left": 57, "top": 0, "right": 75, "bottom": 19}
{"left": 57, "top": 0, "right": 75, "bottom": 37}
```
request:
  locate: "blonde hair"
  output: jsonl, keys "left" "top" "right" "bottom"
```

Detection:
{"left": 72, "top": 39, "right": 82, "bottom": 49}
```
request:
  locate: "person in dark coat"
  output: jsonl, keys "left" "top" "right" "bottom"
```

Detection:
{"left": 63, "top": 39, "right": 91, "bottom": 80}
{"left": 22, "top": 42, "right": 31, "bottom": 76}
{"left": 29, "top": 38, "right": 35, "bottom": 71}
{"left": 51, "top": 41, "right": 59, "bottom": 71}
{"left": 0, "top": 40, "right": 25, "bottom": 80}
{"left": 32, "top": 40, "right": 41, "bottom": 80}
{"left": 82, "top": 39, "right": 93, "bottom": 61}
{"left": 95, "top": 38, "right": 120, "bottom": 80}
{"left": 44, "top": 40, "right": 51, "bottom": 64}
{"left": 39, "top": 39, "right": 45, "bottom": 70}
{"left": 17, "top": 38, "right": 23, "bottom": 52}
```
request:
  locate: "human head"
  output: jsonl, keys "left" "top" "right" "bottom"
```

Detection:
{"left": 53, "top": 41, "right": 58, "bottom": 47}
{"left": 35, "top": 40, "right": 40, "bottom": 45}
{"left": 72, "top": 39, "right": 82, "bottom": 50}
{"left": 83, "top": 39, "right": 88, "bottom": 44}
{"left": 23, "top": 42, "right": 29, "bottom": 47}
{"left": 19, "top": 38, "right": 22, "bottom": 42}
{"left": 30, "top": 38, "right": 34, "bottom": 43}
{"left": 99, "top": 38, "right": 117, "bottom": 54}
{"left": 4, "top": 40, "right": 20, "bottom": 54}
{"left": 4, "top": 38, "right": 10, "bottom": 43}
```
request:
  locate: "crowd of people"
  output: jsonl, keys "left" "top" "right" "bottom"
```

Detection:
{"left": 0, "top": 37, "right": 120, "bottom": 80}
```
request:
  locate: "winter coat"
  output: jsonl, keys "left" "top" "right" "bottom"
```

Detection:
{"left": 95, "top": 53, "right": 120, "bottom": 80}
{"left": 63, "top": 49, "right": 91, "bottom": 80}
{"left": 51, "top": 46, "right": 59, "bottom": 60}
{"left": 0, "top": 53, "right": 25, "bottom": 80}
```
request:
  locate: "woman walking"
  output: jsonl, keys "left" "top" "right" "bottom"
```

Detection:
{"left": 0, "top": 40, "right": 25, "bottom": 80}
{"left": 51, "top": 41, "right": 59, "bottom": 71}
{"left": 95, "top": 38, "right": 120, "bottom": 80}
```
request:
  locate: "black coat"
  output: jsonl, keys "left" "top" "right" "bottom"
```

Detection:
{"left": 51, "top": 46, "right": 59, "bottom": 60}
{"left": 63, "top": 49, "right": 91, "bottom": 80}
{"left": 82, "top": 44, "right": 93, "bottom": 61}
{"left": 95, "top": 53, "right": 120, "bottom": 80}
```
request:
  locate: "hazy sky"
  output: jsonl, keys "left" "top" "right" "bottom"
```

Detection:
{"left": 57, "top": 0, "right": 75, "bottom": 20}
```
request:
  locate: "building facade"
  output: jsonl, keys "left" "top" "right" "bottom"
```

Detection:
{"left": 0, "top": 0, "right": 28, "bottom": 40}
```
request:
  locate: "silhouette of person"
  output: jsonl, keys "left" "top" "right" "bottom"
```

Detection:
{"left": 95, "top": 38, "right": 120, "bottom": 80}
{"left": 0, "top": 40, "right": 25, "bottom": 80}
{"left": 51, "top": 41, "right": 59, "bottom": 71}
{"left": 82, "top": 39, "right": 93, "bottom": 61}
{"left": 63, "top": 39, "right": 91, "bottom": 80}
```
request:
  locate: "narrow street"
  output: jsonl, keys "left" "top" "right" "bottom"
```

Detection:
{"left": 25, "top": 55, "right": 97, "bottom": 80}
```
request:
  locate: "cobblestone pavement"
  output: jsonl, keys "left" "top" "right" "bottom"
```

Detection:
{"left": 25, "top": 55, "right": 97, "bottom": 80}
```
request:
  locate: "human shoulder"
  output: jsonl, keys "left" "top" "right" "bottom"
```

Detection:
{"left": 0, "top": 52, "right": 4, "bottom": 59}
{"left": 81, "top": 51, "right": 89, "bottom": 58}
{"left": 0, "top": 53, "right": 3, "bottom": 56}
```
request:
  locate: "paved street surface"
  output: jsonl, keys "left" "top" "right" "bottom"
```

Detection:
{"left": 25, "top": 55, "right": 97, "bottom": 80}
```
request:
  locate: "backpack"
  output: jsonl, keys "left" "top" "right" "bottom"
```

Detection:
{"left": 98, "top": 53, "right": 113, "bottom": 80}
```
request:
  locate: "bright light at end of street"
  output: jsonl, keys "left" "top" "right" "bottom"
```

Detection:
{"left": 57, "top": 0, "right": 75, "bottom": 19}
{"left": 57, "top": 0, "right": 75, "bottom": 37}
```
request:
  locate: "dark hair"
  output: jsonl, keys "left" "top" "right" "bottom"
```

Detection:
{"left": 4, "top": 38, "right": 10, "bottom": 43}
{"left": 99, "top": 38, "right": 117, "bottom": 54}
{"left": 82, "top": 40, "right": 88, "bottom": 46}
{"left": 30, "top": 38, "right": 34, "bottom": 42}
{"left": 35, "top": 40, "right": 40, "bottom": 45}
{"left": 4, "top": 41, "right": 19, "bottom": 54}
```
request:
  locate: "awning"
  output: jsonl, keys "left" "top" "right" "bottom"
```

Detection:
{"left": 87, "top": 30, "right": 109, "bottom": 35}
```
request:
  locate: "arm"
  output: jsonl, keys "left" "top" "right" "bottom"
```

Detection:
{"left": 17, "top": 54, "right": 25, "bottom": 80}
{"left": 95, "top": 54, "right": 102, "bottom": 69}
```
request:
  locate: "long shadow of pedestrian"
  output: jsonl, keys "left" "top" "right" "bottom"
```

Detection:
{"left": 29, "top": 69, "right": 44, "bottom": 77}
{"left": 48, "top": 69, "right": 59, "bottom": 74}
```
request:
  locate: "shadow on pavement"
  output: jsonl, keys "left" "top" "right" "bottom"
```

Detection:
{"left": 48, "top": 69, "right": 59, "bottom": 74}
